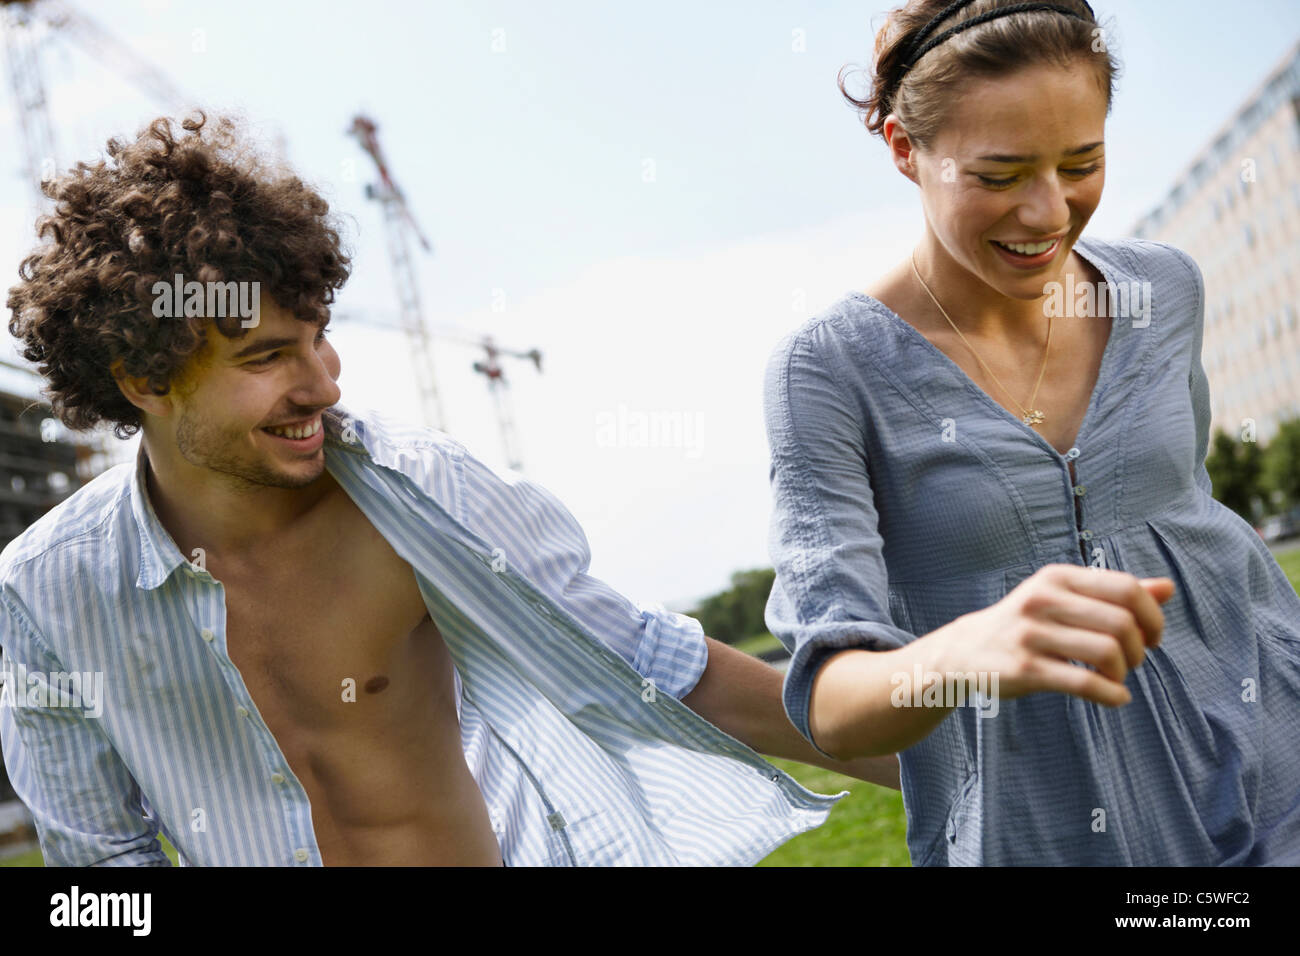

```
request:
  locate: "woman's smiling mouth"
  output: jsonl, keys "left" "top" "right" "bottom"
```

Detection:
{"left": 991, "top": 237, "right": 1063, "bottom": 267}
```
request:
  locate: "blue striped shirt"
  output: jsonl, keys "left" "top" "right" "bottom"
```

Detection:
{"left": 0, "top": 405, "right": 842, "bottom": 865}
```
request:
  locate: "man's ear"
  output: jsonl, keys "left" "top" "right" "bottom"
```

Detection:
{"left": 111, "top": 358, "right": 177, "bottom": 419}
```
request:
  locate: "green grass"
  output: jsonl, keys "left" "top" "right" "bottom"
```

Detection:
{"left": 1275, "top": 546, "right": 1300, "bottom": 591}
{"left": 731, "top": 631, "right": 783, "bottom": 657}
{"left": 0, "top": 835, "right": 178, "bottom": 867}
{"left": 0, "top": 846, "right": 41, "bottom": 866}
{"left": 757, "top": 756, "right": 910, "bottom": 866}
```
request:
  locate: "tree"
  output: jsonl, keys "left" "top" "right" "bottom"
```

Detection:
{"left": 1205, "top": 427, "right": 1266, "bottom": 522}
{"left": 688, "top": 568, "right": 776, "bottom": 645}
{"left": 1262, "top": 418, "right": 1300, "bottom": 511}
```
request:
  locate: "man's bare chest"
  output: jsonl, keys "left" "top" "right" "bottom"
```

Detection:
{"left": 211, "top": 493, "right": 456, "bottom": 733}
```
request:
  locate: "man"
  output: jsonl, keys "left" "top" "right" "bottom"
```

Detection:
{"left": 0, "top": 112, "right": 897, "bottom": 866}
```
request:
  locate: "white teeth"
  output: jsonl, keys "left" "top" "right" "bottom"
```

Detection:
{"left": 996, "top": 239, "right": 1058, "bottom": 256}
{"left": 265, "top": 418, "right": 320, "bottom": 440}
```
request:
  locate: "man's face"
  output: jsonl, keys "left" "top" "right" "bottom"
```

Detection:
{"left": 167, "top": 297, "right": 342, "bottom": 490}
{"left": 908, "top": 59, "right": 1107, "bottom": 300}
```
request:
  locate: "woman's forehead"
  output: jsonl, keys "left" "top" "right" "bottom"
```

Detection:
{"left": 932, "top": 80, "right": 1107, "bottom": 154}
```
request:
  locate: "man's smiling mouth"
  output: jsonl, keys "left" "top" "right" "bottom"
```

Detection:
{"left": 260, "top": 415, "right": 323, "bottom": 440}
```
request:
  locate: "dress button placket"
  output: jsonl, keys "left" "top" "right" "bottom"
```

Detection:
{"left": 1067, "top": 448, "right": 1091, "bottom": 563}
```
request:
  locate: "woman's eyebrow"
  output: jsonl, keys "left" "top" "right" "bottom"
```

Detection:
{"left": 975, "top": 141, "right": 1105, "bottom": 163}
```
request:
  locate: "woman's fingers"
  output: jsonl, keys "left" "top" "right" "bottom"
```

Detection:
{"left": 1139, "top": 577, "right": 1177, "bottom": 607}
{"left": 942, "top": 566, "right": 1179, "bottom": 708}
{"left": 1030, "top": 592, "right": 1146, "bottom": 670}
{"left": 1038, "top": 566, "right": 1169, "bottom": 648}
{"left": 1024, "top": 623, "right": 1133, "bottom": 684}
{"left": 1020, "top": 653, "right": 1133, "bottom": 707}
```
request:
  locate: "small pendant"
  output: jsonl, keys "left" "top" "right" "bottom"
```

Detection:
{"left": 1022, "top": 409, "right": 1045, "bottom": 426}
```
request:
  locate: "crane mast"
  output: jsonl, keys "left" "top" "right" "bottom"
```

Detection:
{"left": 470, "top": 337, "right": 542, "bottom": 472}
{"left": 348, "top": 114, "right": 445, "bottom": 433}
{"left": 2, "top": 0, "right": 60, "bottom": 208}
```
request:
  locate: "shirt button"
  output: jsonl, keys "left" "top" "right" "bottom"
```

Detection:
{"left": 1080, "top": 530, "right": 1094, "bottom": 541}
{"left": 1066, "top": 447, "right": 1080, "bottom": 459}
{"left": 293, "top": 848, "right": 309, "bottom": 862}
{"left": 1073, "top": 484, "right": 1087, "bottom": 496}
{"left": 270, "top": 772, "right": 286, "bottom": 784}
{"left": 200, "top": 628, "right": 215, "bottom": 642}
{"left": 235, "top": 706, "right": 250, "bottom": 718}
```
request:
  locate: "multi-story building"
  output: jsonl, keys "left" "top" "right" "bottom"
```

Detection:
{"left": 1131, "top": 39, "right": 1300, "bottom": 445}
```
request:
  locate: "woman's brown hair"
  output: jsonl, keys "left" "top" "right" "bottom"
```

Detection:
{"left": 7, "top": 110, "right": 352, "bottom": 439}
{"left": 841, "top": 0, "right": 1122, "bottom": 150}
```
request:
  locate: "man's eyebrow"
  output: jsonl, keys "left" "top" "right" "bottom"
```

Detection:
{"left": 975, "top": 141, "right": 1105, "bottom": 163}
{"left": 228, "top": 320, "right": 330, "bottom": 361}
{"left": 229, "top": 336, "right": 299, "bottom": 360}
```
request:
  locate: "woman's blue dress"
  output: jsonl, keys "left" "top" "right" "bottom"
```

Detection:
{"left": 763, "top": 235, "right": 1300, "bottom": 865}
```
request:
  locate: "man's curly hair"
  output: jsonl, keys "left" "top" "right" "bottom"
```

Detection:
{"left": 7, "top": 110, "right": 352, "bottom": 439}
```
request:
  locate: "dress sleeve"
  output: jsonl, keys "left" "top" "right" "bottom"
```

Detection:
{"left": 1171, "top": 245, "right": 1213, "bottom": 497}
{"left": 452, "top": 452, "right": 708, "bottom": 700}
{"left": 0, "top": 589, "right": 172, "bottom": 866}
{"left": 762, "top": 324, "right": 915, "bottom": 756}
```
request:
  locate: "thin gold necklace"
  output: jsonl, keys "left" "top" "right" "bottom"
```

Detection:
{"left": 909, "top": 252, "right": 1052, "bottom": 427}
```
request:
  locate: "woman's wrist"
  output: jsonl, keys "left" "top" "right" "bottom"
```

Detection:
{"left": 810, "top": 637, "right": 959, "bottom": 759}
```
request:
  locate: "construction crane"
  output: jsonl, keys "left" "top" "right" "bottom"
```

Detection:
{"left": 1, "top": 0, "right": 58, "bottom": 208}
{"left": 333, "top": 309, "right": 543, "bottom": 471}
{"left": 464, "top": 335, "right": 542, "bottom": 472}
{"left": 1, "top": 0, "right": 193, "bottom": 475}
{"left": 347, "top": 114, "right": 445, "bottom": 433}
{"left": 1, "top": 0, "right": 191, "bottom": 207}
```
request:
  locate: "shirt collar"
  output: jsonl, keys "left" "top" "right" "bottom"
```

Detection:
{"left": 321, "top": 404, "right": 369, "bottom": 458}
{"left": 129, "top": 441, "right": 191, "bottom": 591}
{"left": 128, "top": 404, "right": 389, "bottom": 591}
{"left": 1073, "top": 234, "right": 1135, "bottom": 288}
{"left": 321, "top": 402, "right": 447, "bottom": 477}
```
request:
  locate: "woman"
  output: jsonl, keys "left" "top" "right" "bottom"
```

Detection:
{"left": 763, "top": 0, "right": 1300, "bottom": 865}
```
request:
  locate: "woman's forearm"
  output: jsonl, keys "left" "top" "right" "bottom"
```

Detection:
{"left": 809, "top": 625, "right": 962, "bottom": 759}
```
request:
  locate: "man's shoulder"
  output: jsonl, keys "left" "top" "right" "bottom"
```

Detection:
{"left": 324, "top": 404, "right": 468, "bottom": 465}
{"left": 323, "top": 403, "right": 484, "bottom": 527}
{"left": 0, "top": 459, "right": 135, "bottom": 583}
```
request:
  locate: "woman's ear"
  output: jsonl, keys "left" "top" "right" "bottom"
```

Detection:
{"left": 882, "top": 115, "right": 921, "bottom": 186}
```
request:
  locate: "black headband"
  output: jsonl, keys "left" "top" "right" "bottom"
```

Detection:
{"left": 897, "top": 0, "right": 1097, "bottom": 78}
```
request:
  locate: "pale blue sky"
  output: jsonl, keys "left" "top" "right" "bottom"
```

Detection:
{"left": 3, "top": 1, "right": 1298, "bottom": 607}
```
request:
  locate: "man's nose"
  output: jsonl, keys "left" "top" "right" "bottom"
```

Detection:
{"left": 294, "top": 345, "right": 341, "bottom": 409}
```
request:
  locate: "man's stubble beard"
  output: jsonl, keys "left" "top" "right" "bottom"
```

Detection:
{"left": 174, "top": 404, "right": 323, "bottom": 492}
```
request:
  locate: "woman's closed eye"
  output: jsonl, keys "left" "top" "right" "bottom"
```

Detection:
{"left": 975, "top": 163, "right": 1103, "bottom": 187}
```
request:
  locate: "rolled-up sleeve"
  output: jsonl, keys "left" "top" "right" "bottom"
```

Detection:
{"left": 763, "top": 324, "right": 916, "bottom": 755}
{"left": 0, "top": 588, "right": 171, "bottom": 866}
{"left": 453, "top": 454, "right": 708, "bottom": 700}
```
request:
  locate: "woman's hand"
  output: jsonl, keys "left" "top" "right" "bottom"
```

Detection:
{"left": 810, "top": 565, "right": 1177, "bottom": 759}
{"left": 929, "top": 565, "right": 1176, "bottom": 708}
